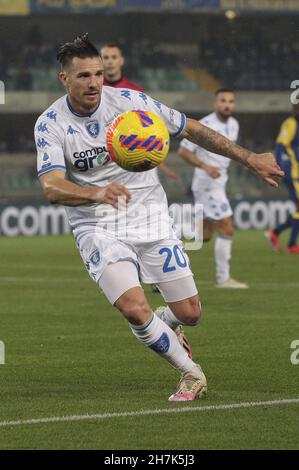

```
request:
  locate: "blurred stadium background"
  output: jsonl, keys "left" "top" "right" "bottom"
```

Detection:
{"left": 0, "top": 0, "right": 297, "bottom": 236}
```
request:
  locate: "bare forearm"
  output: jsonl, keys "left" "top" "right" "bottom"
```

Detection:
{"left": 159, "top": 162, "right": 179, "bottom": 180}
{"left": 178, "top": 147, "right": 205, "bottom": 168}
{"left": 41, "top": 177, "right": 99, "bottom": 206}
{"left": 183, "top": 118, "right": 252, "bottom": 167}
{"left": 39, "top": 171, "right": 131, "bottom": 208}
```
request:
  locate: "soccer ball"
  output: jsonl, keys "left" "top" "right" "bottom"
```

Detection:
{"left": 106, "top": 110, "right": 170, "bottom": 172}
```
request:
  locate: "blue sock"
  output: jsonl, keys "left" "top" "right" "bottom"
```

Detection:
{"left": 274, "top": 215, "right": 292, "bottom": 235}
{"left": 288, "top": 217, "right": 299, "bottom": 247}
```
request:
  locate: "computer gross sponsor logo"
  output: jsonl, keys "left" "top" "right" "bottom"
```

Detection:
{"left": 73, "top": 146, "right": 111, "bottom": 171}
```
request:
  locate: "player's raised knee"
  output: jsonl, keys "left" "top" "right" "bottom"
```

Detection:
{"left": 183, "top": 297, "right": 202, "bottom": 325}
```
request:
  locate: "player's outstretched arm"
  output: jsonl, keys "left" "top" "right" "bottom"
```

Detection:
{"left": 159, "top": 162, "right": 180, "bottom": 181}
{"left": 178, "top": 147, "right": 221, "bottom": 178}
{"left": 178, "top": 146, "right": 202, "bottom": 168}
{"left": 182, "top": 118, "right": 284, "bottom": 187}
{"left": 39, "top": 170, "right": 131, "bottom": 208}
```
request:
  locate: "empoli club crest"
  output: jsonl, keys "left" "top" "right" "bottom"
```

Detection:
{"left": 86, "top": 120, "right": 100, "bottom": 138}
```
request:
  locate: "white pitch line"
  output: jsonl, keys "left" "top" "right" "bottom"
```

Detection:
{"left": 0, "top": 398, "right": 298, "bottom": 428}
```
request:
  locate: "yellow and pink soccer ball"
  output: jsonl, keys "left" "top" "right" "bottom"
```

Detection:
{"left": 106, "top": 110, "right": 170, "bottom": 172}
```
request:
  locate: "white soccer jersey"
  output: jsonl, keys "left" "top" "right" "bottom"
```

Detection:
{"left": 35, "top": 86, "right": 186, "bottom": 242}
{"left": 180, "top": 112, "right": 239, "bottom": 190}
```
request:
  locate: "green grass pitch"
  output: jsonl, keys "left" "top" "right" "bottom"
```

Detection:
{"left": 0, "top": 230, "right": 298, "bottom": 449}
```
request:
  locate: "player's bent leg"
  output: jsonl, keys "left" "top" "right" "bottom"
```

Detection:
{"left": 168, "top": 295, "right": 201, "bottom": 326}
{"left": 168, "top": 295, "right": 201, "bottom": 361}
{"left": 155, "top": 276, "right": 201, "bottom": 361}
{"left": 115, "top": 286, "right": 152, "bottom": 325}
{"left": 165, "top": 292, "right": 207, "bottom": 403}
{"left": 156, "top": 275, "right": 200, "bottom": 326}
{"left": 100, "top": 262, "right": 204, "bottom": 399}
{"left": 135, "top": 239, "right": 207, "bottom": 400}
{"left": 128, "top": 307, "right": 205, "bottom": 400}
{"left": 99, "top": 260, "right": 141, "bottom": 306}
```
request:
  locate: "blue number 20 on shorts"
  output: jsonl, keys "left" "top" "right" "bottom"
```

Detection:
{"left": 159, "top": 244, "right": 188, "bottom": 273}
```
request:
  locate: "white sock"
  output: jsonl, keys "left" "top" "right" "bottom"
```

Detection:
{"left": 158, "top": 306, "right": 182, "bottom": 330}
{"left": 130, "top": 313, "right": 196, "bottom": 374}
{"left": 215, "top": 235, "right": 232, "bottom": 284}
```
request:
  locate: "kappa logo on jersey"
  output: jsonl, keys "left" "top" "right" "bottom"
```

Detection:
{"left": 139, "top": 93, "right": 148, "bottom": 105}
{"left": 45, "top": 110, "right": 57, "bottom": 122}
{"left": 121, "top": 89, "right": 131, "bottom": 100}
{"left": 153, "top": 100, "right": 162, "bottom": 113}
{"left": 37, "top": 122, "right": 49, "bottom": 133}
{"left": 67, "top": 125, "right": 79, "bottom": 135}
{"left": 73, "top": 146, "right": 111, "bottom": 171}
{"left": 85, "top": 120, "right": 99, "bottom": 138}
{"left": 37, "top": 138, "right": 50, "bottom": 148}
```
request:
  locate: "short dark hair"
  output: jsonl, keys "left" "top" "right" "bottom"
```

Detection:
{"left": 215, "top": 88, "right": 235, "bottom": 96}
{"left": 100, "top": 43, "right": 123, "bottom": 53}
{"left": 57, "top": 33, "right": 100, "bottom": 68}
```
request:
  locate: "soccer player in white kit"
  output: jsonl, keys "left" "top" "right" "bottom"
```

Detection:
{"left": 35, "top": 35, "right": 283, "bottom": 401}
{"left": 179, "top": 89, "right": 248, "bottom": 288}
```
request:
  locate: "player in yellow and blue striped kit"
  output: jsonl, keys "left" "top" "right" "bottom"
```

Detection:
{"left": 267, "top": 104, "right": 299, "bottom": 253}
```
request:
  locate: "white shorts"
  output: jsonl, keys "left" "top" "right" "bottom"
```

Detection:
{"left": 193, "top": 183, "right": 232, "bottom": 221}
{"left": 76, "top": 232, "right": 194, "bottom": 285}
